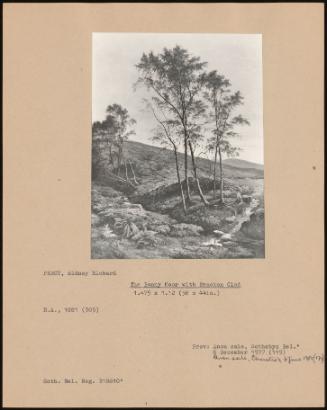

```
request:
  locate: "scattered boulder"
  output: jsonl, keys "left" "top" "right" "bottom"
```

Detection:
{"left": 224, "top": 216, "right": 236, "bottom": 223}
{"left": 213, "top": 229, "right": 225, "bottom": 237}
{"left": 240, "top": 208, "right": 264, "bottom": 239}
{"left": 242, "top": 195, "right": 252, "bottom": 204}
{"left": 170, "top": 223, "right": 204, "bottom": 237}
{"left": 130, "top": 203, "right": 144, "bottom": 210}
{"left": 222, "top": 241, "right": 237, "bottom": 247}
{"left": 202, "top": 238, "right": 223, "bottom": 247}
{"left": 149, "top": 224, "right": 171, "bottom": 235}
{"left": 220, "top": 233, "right": 233, "bottom": 241}
{"left": 136, "top": 231, "right": 158, "bottom": 248}
{"left": 121, "top": 202, "right": 144, "bottom": 210}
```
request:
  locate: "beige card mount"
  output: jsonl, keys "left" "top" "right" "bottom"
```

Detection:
{"left": 3, "top": 3, "right": 324, "bottom": 408}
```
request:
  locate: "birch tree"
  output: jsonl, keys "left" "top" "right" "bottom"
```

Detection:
{"left": 204, "top": 71, "right": 250, "bottom": 203}
{"left": 136, "top": 46, "right": 208, "bottom": 206}
{"left": 105, "top": 104, "right": 136, "bottom": 179}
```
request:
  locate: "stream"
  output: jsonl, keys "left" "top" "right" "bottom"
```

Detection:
{"left": 202, "top": 179, "right": 264, "bottom": 256}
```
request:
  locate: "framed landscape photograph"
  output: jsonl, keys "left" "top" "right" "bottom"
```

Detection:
{"left": 91, "top": 33, "right": 264, "bottom": 259}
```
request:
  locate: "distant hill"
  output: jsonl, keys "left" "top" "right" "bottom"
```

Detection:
{"left": 223, "top": 158, "right": 264, "bottom": 171}
{"left": 95, "top": 139, "right": 264, "bottom": 196}
{"left": 123, "top": 140, "right": 263, "bottom": 194}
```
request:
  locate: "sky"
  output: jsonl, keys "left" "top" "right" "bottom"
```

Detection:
{"left": 92, "top": 33, "right": 263, "bottom": 164}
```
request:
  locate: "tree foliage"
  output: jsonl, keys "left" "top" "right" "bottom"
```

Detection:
{"left": 136, "top": 45, "right": 209, "bottom": 205}
{"left": 204, "top": 71, "right": 250, "bottom": 201}
{"left": 92, "top": 104, "right": 136, "bottom": 180}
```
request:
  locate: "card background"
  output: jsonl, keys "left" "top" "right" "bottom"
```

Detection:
{"left": 3, "top": 3, "right": 324, "bottom": 407}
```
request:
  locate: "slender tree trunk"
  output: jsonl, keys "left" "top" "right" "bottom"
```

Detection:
{"left": 108, "top": 143, "right": 114, "bottom": 166}
{"left": 183, "top": 135, "right": 191, "bottom": 203}
{"left": 188, "top": 141, "right": 209, "bottom": 205}
{"left": 111, "top": 151, "right": 118, "bottom": 172}
{"left": 124, "top": 158, "right": 129, "bottom": 181}
{"left": 128, "top": 159, "right": 138, "bottom": 185}
{"left": 218, "top": 147, "right": 224, "bottom": 203}
{"left": 117, "top": 145, "right": 122, "bottom": 177}
{"left": 213, "top": 143, "right": 219, "bottom": 199}
{"left": 173, "top": 147, "right": 187, "bottom": 213}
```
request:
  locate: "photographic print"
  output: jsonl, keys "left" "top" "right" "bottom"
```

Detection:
{"left": 92, "top": 33, "right": 264, "bottom": 259}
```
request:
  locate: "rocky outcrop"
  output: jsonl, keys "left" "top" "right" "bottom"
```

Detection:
{"left": 239, "top": 208, "right": 264, "bottom": 239}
